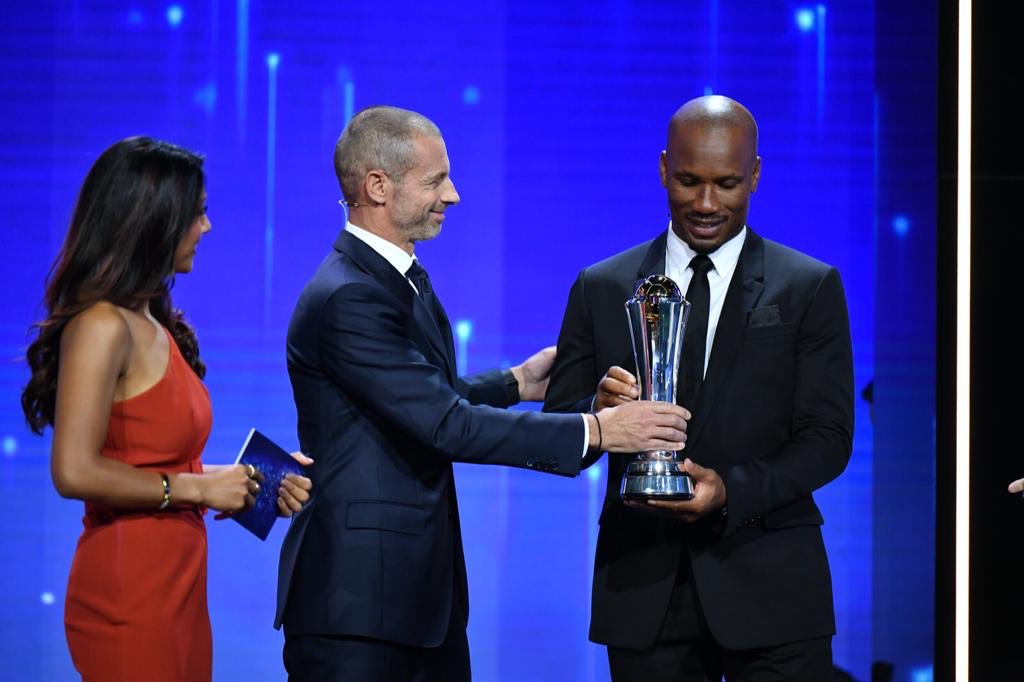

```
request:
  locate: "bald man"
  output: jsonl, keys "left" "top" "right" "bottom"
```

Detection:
{"left": 545, "top": 95, "right": 854, "bottom": 680}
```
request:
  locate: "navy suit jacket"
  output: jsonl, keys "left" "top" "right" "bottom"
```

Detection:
{"left": 276, "top": 230, "right": 584, "bottom": 646}
{"left": 544, "top": 228, "right": 854, "bottom": 650}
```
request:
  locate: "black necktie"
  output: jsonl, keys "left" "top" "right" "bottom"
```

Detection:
{"left": 406, "top": 260, "right": 434, "bottom": 310}
{"left": 407, "top": 260, "right": 456, "bottom": 366}
{"left": 680, "top": 254, "right": 713, "bottom": 411}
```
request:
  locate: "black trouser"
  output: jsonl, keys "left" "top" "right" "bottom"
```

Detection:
{"left": 283, "top": 618, "right": 470, "bottom": 682}
{"left": 608, "top": 559, "right": 832, "bottom": 682}
{"left": 608, "top": 634, "right": 833, "bottom": 682}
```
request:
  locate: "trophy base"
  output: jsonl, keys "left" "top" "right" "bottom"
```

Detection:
{"left": 620, "top": 459, "right": 694, "bottom": 500}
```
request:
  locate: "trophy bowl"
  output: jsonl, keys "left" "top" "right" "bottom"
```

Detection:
{"left": 619, "top": 274, "right": 695, "bottom": 500}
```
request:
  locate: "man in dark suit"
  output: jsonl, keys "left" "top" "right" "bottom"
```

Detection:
{"left": 275, "top": 105, "right": 691, "bottom": 682}
{"left": 544, "top": 95, "right": 854, "bottom": 680}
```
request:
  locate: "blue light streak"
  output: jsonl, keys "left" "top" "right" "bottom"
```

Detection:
{"left": 236, "top": 0, "right": 250, "bottom": 131}
{"left": 265, "top": 52, "right": 280, "bottom": 327}
{"left": 816, "top": 4, "right": 827, "bottom": 122}
{"left": 337, "top": 67, "right": 355, "bottom": 127}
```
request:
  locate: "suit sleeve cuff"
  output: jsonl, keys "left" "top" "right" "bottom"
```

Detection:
{"left": 502, "top": 369, "right": 520, "bottom": 405}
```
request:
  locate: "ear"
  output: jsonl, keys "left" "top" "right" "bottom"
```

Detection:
{"left": 750, "top": 156, "right": 762, "bottom": 192}
{"left": 365, "top": 170, "right": 388, "bottom": 205}
{"left": 658, "top": 150, "right": 669, "bottom": 188}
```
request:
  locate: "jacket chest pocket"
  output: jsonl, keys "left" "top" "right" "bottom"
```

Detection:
{"left": 345, "top": 499, "right": 427, "bottom": 536}
{"left": 743, "top": 322, "right": 797, "bottom": 341}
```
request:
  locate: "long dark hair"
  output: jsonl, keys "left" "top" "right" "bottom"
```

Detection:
{"left": 22, "top": 136, "right": 207, "bottom": 434}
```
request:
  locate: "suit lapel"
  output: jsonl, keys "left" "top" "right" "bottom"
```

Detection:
{"left": 431, "top": 298, "right": 458, "bottom": 382}
{"left": 687, "top": 229, "right": 766, "bottom": 447}
{"left": 333, "top": 231, "right": 456, "bottom": 382}
{"left": 636, "top": 231, "right": 668, "bottom": 281}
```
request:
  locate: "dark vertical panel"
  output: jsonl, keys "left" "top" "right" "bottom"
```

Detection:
{"left": 965, "top": 3, "right": 1024, "bottom": 679}
{"left": 934, "top": 0, "right": 957, "bottom": 678}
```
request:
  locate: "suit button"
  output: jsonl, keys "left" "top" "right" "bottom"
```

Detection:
{"left": 526, "top": 459, "right": 535, "bottom": 468}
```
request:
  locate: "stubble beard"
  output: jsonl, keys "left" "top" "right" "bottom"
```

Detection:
{"left": 395, "top": 204, "right": 443, "bottom": 243}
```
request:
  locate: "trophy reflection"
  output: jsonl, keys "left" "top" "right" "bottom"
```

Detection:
{"left": 619, "top": 274, "right": 695, "bottom": 500}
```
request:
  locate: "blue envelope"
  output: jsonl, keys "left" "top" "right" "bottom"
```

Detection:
{"left": 232, "top": 428, "right": 303, "bottom": 540}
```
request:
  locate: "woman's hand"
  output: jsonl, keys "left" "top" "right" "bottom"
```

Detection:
{"left": 195, "top": 464, "right": 259, "bottom": 516}
{"left": 278, "top": 452, "right": 314, "bottom": 517}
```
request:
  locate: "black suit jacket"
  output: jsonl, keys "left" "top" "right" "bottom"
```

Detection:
{"left": 276, "top": 230, "right": 584, "bottom": 647}
{"left": 544, "top": 228, "right": 854, "bottom": 650}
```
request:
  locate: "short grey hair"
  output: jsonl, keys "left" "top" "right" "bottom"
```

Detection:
{"left": 333, "top": 106, "right": 441, "bottom": 202}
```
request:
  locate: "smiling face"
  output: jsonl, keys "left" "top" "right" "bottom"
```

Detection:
{"left": 660, "top": 111, "right": 760, "bottom": 255}
{"left": 388, "top": 133, "right": 460, "bottom": 244}
{"left": 173, "top": 191, "right": 211, "bottom": 273}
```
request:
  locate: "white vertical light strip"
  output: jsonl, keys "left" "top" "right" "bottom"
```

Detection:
{"left": 955, "top": 0, "right": 971, "bottom": 679}
{"left": 586, "top": 462, "right": 602, "bottom": 682}
{"left": 454, "top": 320, "right": 472, "bottom": 373}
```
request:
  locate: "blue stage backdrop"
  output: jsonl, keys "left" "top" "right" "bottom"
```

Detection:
{"left": 0, "top": 2, "right": 934, "bottom": 680}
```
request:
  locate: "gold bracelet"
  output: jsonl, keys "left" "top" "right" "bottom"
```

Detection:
{"left": 157, "top": 472, "right": 171, "bottom": 510}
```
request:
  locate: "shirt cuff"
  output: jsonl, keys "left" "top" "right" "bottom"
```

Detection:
{"left": 580, "top": 414, "right": 590, "bottom": 462}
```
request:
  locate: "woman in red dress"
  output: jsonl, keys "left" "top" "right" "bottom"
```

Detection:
{"left": 20, "top": 137, "right": 311, "bottom": 681}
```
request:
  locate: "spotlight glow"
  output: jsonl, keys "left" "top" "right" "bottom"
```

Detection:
{"left": 795, "top": 8, "right": 815, "bottom": 31}
{"left": 166, "top": 5, "right": 183, "bottom": 27}
{"left": 193, "top": 83, "right": 217, "bottom": 114}
{"left": 892, "top": 215, "right": 910, "bottom": 237}
{"left": 911, "top": 666, "right": 933, "bottom": 682}
{"left": 462, "top": 86, "right": 480, "bottom": 106}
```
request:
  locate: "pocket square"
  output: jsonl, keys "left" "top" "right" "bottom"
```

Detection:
{"left": 747, "top": 305, "right": 783, "bottom": 328}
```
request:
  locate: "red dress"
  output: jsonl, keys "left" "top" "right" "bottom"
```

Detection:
{"left": 65, "top": 328, "right": 213, "bottom": 681}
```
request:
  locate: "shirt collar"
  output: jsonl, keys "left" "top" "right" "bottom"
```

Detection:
{"left": 345, "top": 222, "right": 417, "bottom": 276}
{"left": 666, "top": 223, "right": 747, "bottom": 280}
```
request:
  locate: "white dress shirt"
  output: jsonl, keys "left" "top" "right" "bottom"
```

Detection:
{"left": 664, "top": 224, "right": 748, "bottom": 379}
{"left": 346, "top": 222, "right": 420, "bottom": 289}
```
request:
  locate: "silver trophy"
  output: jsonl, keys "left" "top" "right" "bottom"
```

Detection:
{"left": 619, "top": 274, "right": 695, "bottom": 500}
